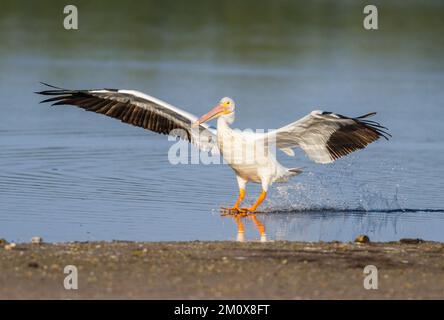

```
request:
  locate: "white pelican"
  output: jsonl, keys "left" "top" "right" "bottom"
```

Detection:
{"left": 37, "top": 83, "right": 390, "bottom": 213}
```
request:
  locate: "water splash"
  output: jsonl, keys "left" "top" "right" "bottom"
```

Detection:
{"left": 265, "top": 158, "right": 409, "bottom": 213}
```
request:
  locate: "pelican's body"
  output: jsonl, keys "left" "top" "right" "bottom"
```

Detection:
{"left": 217, "top": 116, "right": 299, "bottom": 186}
{"left": 37, "top": 84, "right": 390, "bottom": 213}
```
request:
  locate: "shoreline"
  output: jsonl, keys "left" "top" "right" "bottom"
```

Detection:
{"left": 1, "top": 239, "right": 443, "bottom": 299}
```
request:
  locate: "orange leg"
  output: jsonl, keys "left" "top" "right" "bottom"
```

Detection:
{"left": 239, "top": 190, "right": 267, "bottom": 213}
{"left": 221, "top": 188, "right": 245, "bottom": 212}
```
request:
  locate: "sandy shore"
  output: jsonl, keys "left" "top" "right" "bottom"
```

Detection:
{"left": 0, "top": 239, "right": 443, "bottom": 299}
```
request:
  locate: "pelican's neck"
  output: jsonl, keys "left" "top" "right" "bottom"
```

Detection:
{"left": 216, "top": 115, "right": 235, "bottom": 150}
{"left": 217, "top": 113, "right": 235, "bottom": 130}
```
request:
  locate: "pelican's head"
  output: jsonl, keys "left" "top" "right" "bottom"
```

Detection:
{"left": 195, "top": 97, "right": 235, "bottom": 125}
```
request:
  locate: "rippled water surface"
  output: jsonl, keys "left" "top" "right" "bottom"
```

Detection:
{"left": 1, "top": 1, "right": 444, "bottom": 242}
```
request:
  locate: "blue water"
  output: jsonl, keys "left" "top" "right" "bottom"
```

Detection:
{"left": 1, "top": 1, "right": 444, "bottom": 242}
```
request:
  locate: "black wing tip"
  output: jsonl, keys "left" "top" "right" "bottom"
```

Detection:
{"left": 36, "top": 83, "right": 75, "bottom": 106}
{"left": 325, "top": 114, "right": 391, "bottom": 160}
{"left": 323, "top": 111, "right": 391, "bottom": 140}
{"left": 360, "top": 120, "right": 391, "bottom": 140}
{"left": 381, "top": 131, "right": 392, "bottom": 140}
{"left": 39, "top": 82, "right": 62, "bottom": 89}
{"left": 352, "top": 112, "right": 391, "bottom": 140}
{"left": 357, "top": 112, "right": 377, "bottom": 119}
{"left": 37, "top": 82, "right": 69, "bottom": 91}
{"left": 364, "top": 120, "right": 391, "bottom": 140}
{"left": 36, "top": 82, "right": 69, "bottom": 97}
{"left": 36, "top": 83, "right": 119, "bottom": 96}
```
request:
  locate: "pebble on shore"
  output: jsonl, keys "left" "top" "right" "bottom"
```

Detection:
{"left": 4, "top": 243, "right": 17, "bottom": 250}
{"left": 31, "top": 237, "right": 43, "bottom": 244}
{"left": 354, "top": 235, "right": 370, "bottom": 244}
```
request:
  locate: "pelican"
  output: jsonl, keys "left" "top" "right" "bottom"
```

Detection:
{"left": 37, "top": 83, "right": 390, "bottom": 213}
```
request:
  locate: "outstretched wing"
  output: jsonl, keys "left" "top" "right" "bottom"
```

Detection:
{"left": 36, "top": 83, "right": 218, "bottom": 153}
{"left": 265, "top": 110, "right": 390, "bottom": 164}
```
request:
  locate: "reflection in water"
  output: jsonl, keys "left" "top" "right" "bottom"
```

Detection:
{"left": 221, "top": 209, "right": 444, "bottom": 243}
{"left": 222, "top": 213, "right": 267, "bottom": 242}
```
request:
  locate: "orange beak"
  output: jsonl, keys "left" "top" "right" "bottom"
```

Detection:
{"left": 194, "top": 103, "right": 226, "bottom": 126}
